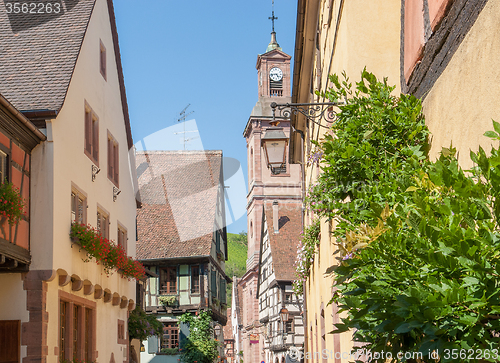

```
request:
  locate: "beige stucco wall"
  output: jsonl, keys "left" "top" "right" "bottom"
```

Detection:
{"left": 0, "top": 274, "right": 29, "bottom": 360}
{"left": 30, "top": 0, "right": 137, "bottom": 361}
{"left": 301, "top": 0, "right": 402, "bottom": 361}
{"left": 422, "top": 0, "right": 500, "bottom": 169}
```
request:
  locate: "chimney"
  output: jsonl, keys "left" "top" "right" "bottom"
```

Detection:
{"left": 273, "top": 200, "right": 279, "bottom": 234}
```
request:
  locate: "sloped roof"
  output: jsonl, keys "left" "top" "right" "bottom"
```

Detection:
{"left": 263, "top": 202, "right": 302, "bottom": 282}
{"left": 223, "top": 307, "right": 233, "bottom": 340}
{"left": 136, "top": 150, "right": 223, "bottom": 260}
{"left": 0, "top": 0, "right": 134, "bottom": 149}
{"left": 0, "top": 0, "right": 95, "bottom": 111}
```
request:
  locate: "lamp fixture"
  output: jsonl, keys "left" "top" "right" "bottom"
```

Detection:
{"left": 261, "top": 127, "right": 288, "bottom": 175}
{"left": 92, "top": 165, "right": 100, "bottom": 182}
{"left": 214, "top": 324, "right": 222, "bottom": 337}
{"left": 270, "top": 101, "right": 344, "bottom": 128}
{"left": 280, "top": 307, "right": 289, "bottom": 341}
{"left": 113, "top": 187, "right": 121, "bottom": 202}
{"left": 279, "top": 307, "right": 289, "bottom": 323}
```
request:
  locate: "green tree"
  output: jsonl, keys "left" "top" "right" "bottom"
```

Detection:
{"left": 225, "top": 232, "right": 248, "bottom": 307}
{"left": 308, "top": 70, "right": 500, "bottom": 362}
{"left": 178, "top": 311, "right": 219, "bottom": 363}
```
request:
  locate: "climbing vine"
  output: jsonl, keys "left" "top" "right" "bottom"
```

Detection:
{"left": 307, "top": 70, "right": 500, "bottom": 362}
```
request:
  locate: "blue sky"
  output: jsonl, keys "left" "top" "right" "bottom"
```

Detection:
{"left": 114, "top": 1, "right": 298, "bottom": 233}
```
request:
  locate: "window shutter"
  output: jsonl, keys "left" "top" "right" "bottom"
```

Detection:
{"left": 92, "top": 119, "right": 99, "bottom": 161}
{"left": 85, "top": 111, "right": 92, "bottom": 154}
{"left": 211, "top": 271, "right": 217, "bottom": 297}
{"left": 108, "top": 138, "right": 112, "bottom": 179}
{"left": 220, "top": 278, "right": 226, "bottom": 304}
{"left": 147, "top": 335, "right": 158, "bottom": 354}
{"left": 114, "top": 143, "right": 119, "bottom": 184}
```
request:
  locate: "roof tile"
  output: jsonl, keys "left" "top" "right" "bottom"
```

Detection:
{"left": 136, "top": 150, "right": 223, "bottom": 260}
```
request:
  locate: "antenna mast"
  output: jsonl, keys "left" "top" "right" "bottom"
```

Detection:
{"left": 176, "top": 104, "right": 196, "bottom": 150}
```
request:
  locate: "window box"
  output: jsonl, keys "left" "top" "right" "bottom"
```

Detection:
{"left": 70, "top": 222, "right": 145, "bottom": 280}
{"left": 158, "top": 295, "right": 178, "bottom": 307}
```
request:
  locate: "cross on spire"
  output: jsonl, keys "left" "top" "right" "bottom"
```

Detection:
{"left": 268, "top": 0, "right": 278, "bottom": 32}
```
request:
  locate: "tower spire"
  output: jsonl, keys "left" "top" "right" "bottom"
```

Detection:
{"left": 266, "top": 0, "right": 281, "bottom": 53}
{"left": 268, "top": 0, "right": 277, "bottom": 32}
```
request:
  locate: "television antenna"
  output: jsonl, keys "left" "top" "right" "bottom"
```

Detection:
{"left": 175, "top": 104, "right": 197, "bottom": 150}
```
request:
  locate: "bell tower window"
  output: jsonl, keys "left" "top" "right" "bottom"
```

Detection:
{"left": 269, "top": 67, "right": 283, "bottom": 97}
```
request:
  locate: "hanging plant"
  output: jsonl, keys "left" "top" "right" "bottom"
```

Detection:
{"left": 70, "top": 222, "right": 146, "bottom": 280}
{"left": 293, "top": 219, "right": 320, "bottom": 295}
{"left": 0, "top": 182, "right": 25, "bottom": 226}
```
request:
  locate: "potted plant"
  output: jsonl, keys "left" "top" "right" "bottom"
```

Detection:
{"left": 158, "top": 295, "right": 178, "bottom": 307}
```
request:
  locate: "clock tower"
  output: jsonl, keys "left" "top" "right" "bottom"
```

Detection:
{"left": 239, "top": 24, "right": 303, "bottom": 363}
{"left": 243, "top": 29, "right": 300, "bottom": 272}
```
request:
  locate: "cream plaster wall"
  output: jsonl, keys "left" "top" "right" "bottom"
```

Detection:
{"left": 30, "top": 0, "right": 137, "bottom": 361}
{"left": 300, "top": 0, "right": 402, "bottom": 361}
{"left": 0, "top": 274, "right": 29, "bottom": 360}
{"left": 422, "top": 0, "right": 500, "bottom": 169}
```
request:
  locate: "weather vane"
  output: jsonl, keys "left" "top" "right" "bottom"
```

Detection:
{"left": 269, "top": 0, "right": 278, "bottom": 32}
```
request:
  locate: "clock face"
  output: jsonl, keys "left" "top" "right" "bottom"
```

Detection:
{"left": 269, "top": 67, "right": 283, "bottom": 82}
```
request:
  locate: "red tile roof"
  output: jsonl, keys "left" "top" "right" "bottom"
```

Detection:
{"left": 136, "top": 150, "right": 223, "bottom": 260}
{"left": 223, "top": 308, "right": 233, "bottom": 339}
{"left": 263, "top": 202, "right": 303, "bottom": 281}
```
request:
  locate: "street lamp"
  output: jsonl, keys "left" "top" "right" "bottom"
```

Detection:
{"left": 279, "top": 307, "right": 289, "bottom": 323}
{"left": 214, "top": 324, "right": 222, "bottom": 337}
{"left": 279, "top": 307, "right": 289, "bottom": 341}
{"left": 261, "top": 127, "right": 288, "bottom": 175}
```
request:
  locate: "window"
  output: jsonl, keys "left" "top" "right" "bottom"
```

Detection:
{"left": 160, "top": 267, "right": 177, "bottom": 294}
{"left": 73, "top": 305, "right": 79, "bottom": 359}
{"left": 162, "top": 322, "right": 179, "bottom": 349}
{"left": 60, "top": 301, "right": 68, "bottom": 361}
{"left": 117, "top": 225, "right": 127, "bottom": 254}
{"left": 84, "top": 105, "right": 99, "bottom": 164}
{"left": 96, "top": 210, "right": 109, "bottom": 239}
{"left": 100, "top": 40, "right": 106, "bottom": 80}
{"left": 71, "top": 191, "right": 86, "bottom": 224}
{"left": 117, "top": 320, "right": 126, "bottom": 344}
{"left": 285, "top": 319, "right": 294, "bottom": 334}
{"left": 284, "top": 293, "right": 292, "bottom": 303}
{"left": 107, "top": 132, "right": 119, "bottom": 186}
{"left": 59, "top": 294, "right": 94, "bottom": 362}
{"left": 191, "top": 265, "right": 200, "bottom": 294}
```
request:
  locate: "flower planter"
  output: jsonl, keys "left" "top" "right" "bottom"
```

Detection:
{"left": 70, "top": 223, "right": 145, "bottom": 280}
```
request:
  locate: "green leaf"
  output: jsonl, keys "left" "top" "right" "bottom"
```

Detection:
{"left": 484, "top": 130, "right": 499, "bottom": 139}
{"left": 493, "top": 120, "right": 500, "bottom": 134}
{"left": 394, "top": 322, "right": 411, "bottom": 333}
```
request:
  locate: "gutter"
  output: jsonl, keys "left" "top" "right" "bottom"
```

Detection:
{"left": 0, "top": 95, "right": 47, "bottom": 141}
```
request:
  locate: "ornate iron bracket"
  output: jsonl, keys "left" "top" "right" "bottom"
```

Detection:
{"left": 270, "top": 101, "right": 344, "bottom": 128}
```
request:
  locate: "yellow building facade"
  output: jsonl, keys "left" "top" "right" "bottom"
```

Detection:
{"left": 291, "top": 0, "right": 500, "bottom": 361}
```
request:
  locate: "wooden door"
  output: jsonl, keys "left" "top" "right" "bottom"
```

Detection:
{"left": 0, "top": 320, "right": 20, "bottom": 363}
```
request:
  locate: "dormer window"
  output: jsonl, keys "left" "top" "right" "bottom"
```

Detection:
{"left": 100, "top": 40, "right": 106, "bottom": 80}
